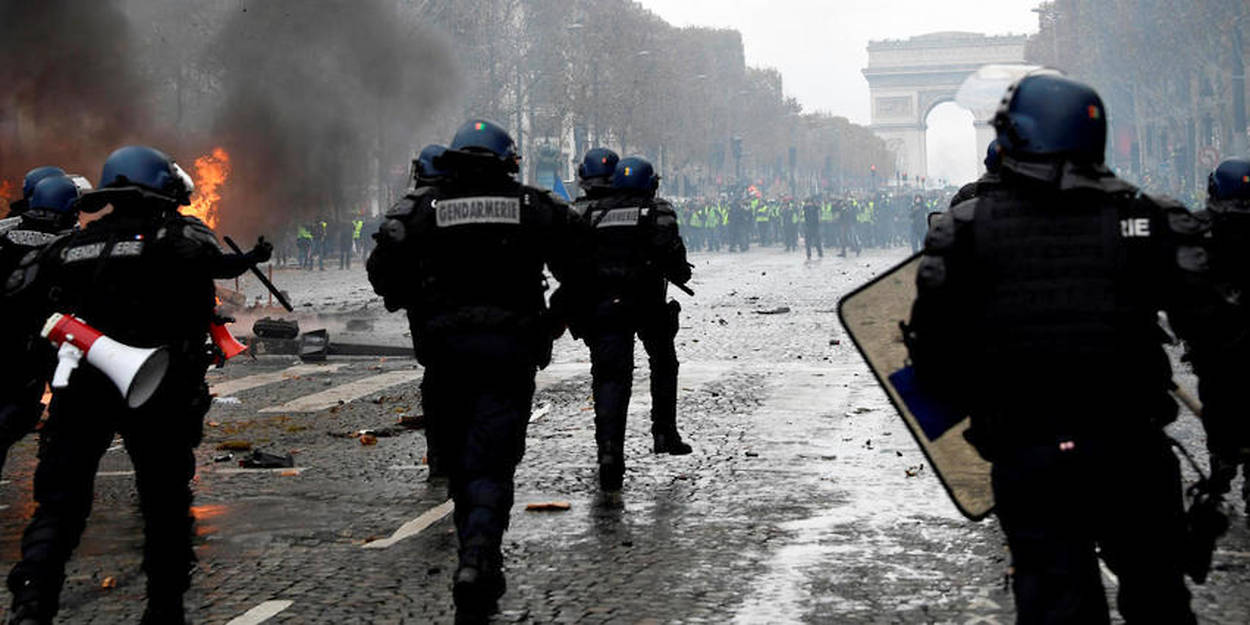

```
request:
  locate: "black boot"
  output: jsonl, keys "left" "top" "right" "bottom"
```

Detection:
{"left": 7, "top": 601, "right": 50, "bottom": 625}
{"left": 597, "top": 442, "right": 624, "bottom": 492}
{"left": 453, "top": 555, "right": 504, "bottom": 625}
{"left": 653, "top": 430, "right": 692, "bottom": 455}
{"left": 140, "top": 596, "right": 188, "bottom": 625}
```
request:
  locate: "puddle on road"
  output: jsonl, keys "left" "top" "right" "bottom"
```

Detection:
{"left": 732, "top": 365, "right": 992, "bottom": 623}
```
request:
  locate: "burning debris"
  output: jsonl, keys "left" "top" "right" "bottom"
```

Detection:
{"left": 185, "top": 148, "right": 231, "bottom": 229}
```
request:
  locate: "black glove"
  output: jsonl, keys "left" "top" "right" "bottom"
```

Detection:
{"left": 247, "top": 237, "right": 273, "bottom": 264}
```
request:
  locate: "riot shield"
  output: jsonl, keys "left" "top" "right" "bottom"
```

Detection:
{"left": 837, "top": 253, "right": 994, "bottom": 521}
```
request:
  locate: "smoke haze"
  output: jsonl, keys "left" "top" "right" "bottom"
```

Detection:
{"left": 206, "top": 0, "right": 460, "bottom": 238}
{"left": 0, "top": 0, "right": 149, "bottom": 200}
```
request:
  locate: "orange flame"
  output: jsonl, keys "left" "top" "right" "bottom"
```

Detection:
{"left": 0, "top": 179, "right": 16, "bottom": 213}
{"left": 184, "top": 148, "right": 231, "bottom": 229}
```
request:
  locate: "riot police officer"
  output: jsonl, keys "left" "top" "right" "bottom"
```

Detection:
{"left": 0, "top": 173, "right": 87, "bottom": 475}
{"left": 1192, "top": 158, "right": 1250, "bottom": 511}
{"left": 3, "top": 167, "right": 65, "bottom": 219}
{"left": 573, "top": 147, "right": 620, "bottom": 218}
{"left": 948, "top": 139, "right": 1003, "bottom": 208}
{"left": 373, "top": 144, "right": 455, "bottom": 482}
{"left": 905, "top": 74, "right": 1218, "bottom": 624}
{"left": 367, "top": 120, "right": 589, "bottom": 624}
{"left": 570, "top": 156, "right": 693, "bottom": 498}
{"left": 4, "top": 146, "right": 271, "bottom": 625}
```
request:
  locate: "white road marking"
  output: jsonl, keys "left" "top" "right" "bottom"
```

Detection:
{"left": 211, "top": 364, "right": 346, "bottom": 397}
{"left": 1098, "top": 560, "right": 1119, "bottom": 587}
{"left": 208, "top": 467, "right": 306, "bottom": 476}
{"left": 225, "top": 599, "right": 294, "bottom": 625}
{"left": 95, "top": 471, "right": 135, "bottom": 477}
{"left": 363, "top": 499, "right": 455, "bottom": 549}
{"left": 260, "top": 370, "right": 420, "bottom": 413}
{"left": 529, "top": 403, "right": 552, "bottom": 423}
{"left": 389, "top": 465, "right": 428, "bottom": 471}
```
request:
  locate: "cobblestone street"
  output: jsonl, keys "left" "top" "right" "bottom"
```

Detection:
{"left": 2, "top": 246, "right": 1247, "bottom": 624}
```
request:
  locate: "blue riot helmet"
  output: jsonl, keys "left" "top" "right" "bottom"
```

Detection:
{"left": 1207, "top": 158, "right": 1250, "bottom": 201}
{"left": 993, "top": 73, "right": 1106, "bottom": 164}
{"left": 27, "top": 174, "right": 89, "bottom": 220}
{"left": 413, "top": 144, "right": 449, "bottom": 185}
{"left": 22, "top": 166, "right": 67, "bottom": 200}
{"left": 984, "top": 139, "right": 1002, "bottom": 173}
{"left": 82, "top": 145, "right": 194, "bottom": 213}
{"left": 447, "top": 119, "right": 519, "bottom": 173}
{"left": 6, "top": 166, "right": 66, "bottom": 217}
{"left": 577, "top": 148, "right": 620, "bottom": 190}
{"left": 611, "top": 156, "right": 659, "bottom": 193}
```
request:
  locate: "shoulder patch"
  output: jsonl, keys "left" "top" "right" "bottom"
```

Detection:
{"left": 1176, "top": 245, "right": 1210, "bottom": 273}
{"left": 916, "top": 255, "right": 948, "bottom": 289}
{"left": 923, "top": 213, "right": 957, "bottom": 253}
{"left": 385, "top": 196, "right": 418, "bottom": 219}
{"left": 177, "top": 216, "right": 222, "bottom": 250}
{"left": 1166, "top": 208, "right": 1209, "bottom": 237}
{"left": 950, "top": 198, "right": 977, "bottom": 223}
{"left": 434, "top": 196, "right": 521, "bottom": 227}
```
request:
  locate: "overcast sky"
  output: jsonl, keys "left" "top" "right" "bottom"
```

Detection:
{"left": 636, "top": 0, "right": 1044, "bottom": 185}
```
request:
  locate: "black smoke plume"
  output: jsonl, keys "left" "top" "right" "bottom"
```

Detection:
{"left": 206, "top": 0, "right": 459, "bottom": 239}
{"left": 0, "top": 0, "right": 147, "bottom": 209}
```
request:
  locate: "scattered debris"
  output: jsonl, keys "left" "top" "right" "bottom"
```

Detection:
{"left": 299, "top": 329, "right": 330, "bottom": 362}
{"left": 905, "top": 464, "right": 925, "bottom": 478}
{"left": 253, "top": 317, "right": 300, "bottom": 339}
{"left": 525, "top": 501, "right": 571, "bottom": 512}
{"left": 359, "top": 433, "right": 378, "bottom": 446}
{"left": 829, "top": 339, "right": 841, "bottom": 345}
{"left": 397, "top": 414, "right": 427, "bottom": 429}
{"left": 216, "top": 441, "right": 252, "bottom": 452}
{"left": 239, "top": 449, "right": 294, "bottom": 468}
{"left": 212, "top": 396, "right": 242, "bottom": 405}
{"left": 745, "top": 450, "right": 760, "bottom": 458}
{"left": 754, "top": 306, "right": 791, "bottom": 315}
{"left": 213, "top": 453, "right": 234, "bottom": 463}
{"left": 100, "top": 576, "right": 117, "bottom": 589}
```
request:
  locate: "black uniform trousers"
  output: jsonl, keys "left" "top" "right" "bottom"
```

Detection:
{"left": 420, "top": 333, "right": 535, "bottom": 568}
{"left": 992, "top": 430, "right": 1194, "bottom": 625}
{"left": 1198, "top": 367, "right": 1250, "bottom": 499}
{"left": 8, "top": 365, "right": 205, "bottom": 616}
{"left": 586, "top": 304, "right": 679, "bottom": 463}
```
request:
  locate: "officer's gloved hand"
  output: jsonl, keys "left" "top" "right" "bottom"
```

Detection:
{"left": 247, "top": 237, "right": 274, "bottom": 264}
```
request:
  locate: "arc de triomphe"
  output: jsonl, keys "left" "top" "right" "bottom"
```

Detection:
{"left": 863, "top": 32, "right": 1028, "bottom": 181}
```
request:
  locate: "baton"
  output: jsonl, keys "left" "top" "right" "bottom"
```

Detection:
{"left": 223, "top": 236, "right": 294, "bottom": 312}
{"left": 672, "top": 281, "right": 695, "bottom": 297}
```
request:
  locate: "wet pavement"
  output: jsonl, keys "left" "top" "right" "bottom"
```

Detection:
{"left": 2, "top": 246, "right": 1249, "bottom": 623}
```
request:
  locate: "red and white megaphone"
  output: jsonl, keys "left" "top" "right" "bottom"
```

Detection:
{"left": 41, "top": 313, "right": 171, "bottom": 409}
{"left": 209, "top": 321, "right": 249, "bottom": 366}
